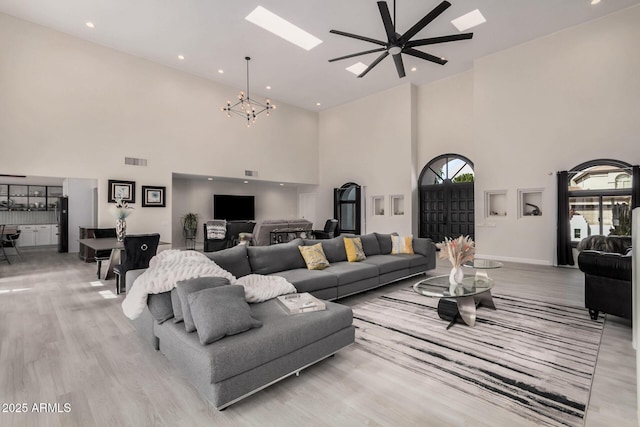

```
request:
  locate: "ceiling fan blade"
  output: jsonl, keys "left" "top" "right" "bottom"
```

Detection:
{"left": 398, "top": 1, "right": 451, "bottom": 45}
{"left": 358, "top": 51, "right": 389, "bottom": 78}
{"left": 403, "top": 48, "right": 448, "bottom": 65}
{"left": 405, "top": 33, "right": 473, "bottom": 48}
{"left": 328, "top": 48, "right": 387, "bottom": 63}
{"left": 377, "top": 1, "right": 397, "bottom": 42}
{"left": 393, "top": 54, "right": 405, "bottom": 78}
{"left": 330, "top": 29, "right": 387, "bottom": 47}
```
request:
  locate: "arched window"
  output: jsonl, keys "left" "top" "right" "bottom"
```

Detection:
{"left": 419, "top": 154, "right": 474, "bottom": 186}
{"left": 334, "top": 182, "right": 361, "bottom": 235}
{"left": 568, "top": 159, "right": 631, "bottom": 242}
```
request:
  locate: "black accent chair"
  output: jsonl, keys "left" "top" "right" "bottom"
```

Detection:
{"left": 577, "top": 236, "right": 632, "bottom": 320}
{"left": 93, "top": 228, "right": 117, "bottom": 279}
{"left": 204, "top": 221, "right": 255, "bottom": 252}
{"left": 312, "top": 219, "right": 338, "bottom": 240}
{"left": 113, "top": 234, "right": 160, "bottom": 295}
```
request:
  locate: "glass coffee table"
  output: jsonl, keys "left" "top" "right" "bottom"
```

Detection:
{"left": 464, "top": 259, "right": 503, "bottom": 269}
{"left": 413, "top": 275, "right": 496, "bottom": 329}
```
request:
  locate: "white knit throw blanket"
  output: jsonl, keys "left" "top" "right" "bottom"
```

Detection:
{"left": 121, "top": 249, "right": 297, "bottom": 319}
{"left": 122, "top": 250, "right": 236, "bottom": 319}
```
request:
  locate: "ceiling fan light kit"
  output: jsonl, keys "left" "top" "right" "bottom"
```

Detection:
{"left": 329, "top": 0, "right": 473, "bottom": 79}
{"left": 221, "top": 57, "right": 275, "bottom": 127}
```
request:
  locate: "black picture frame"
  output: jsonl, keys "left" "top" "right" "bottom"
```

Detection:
{"left": 108, "top": 180, "right": 136, "bottom": 203}
{"left": 142, "top": 186, "right": 166, "bottom": 207}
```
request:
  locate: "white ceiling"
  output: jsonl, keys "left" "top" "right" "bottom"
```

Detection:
{"left": 1, "top": 0, "right": 638, "bottom": 111}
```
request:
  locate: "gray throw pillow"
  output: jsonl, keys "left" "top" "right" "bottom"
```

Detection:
{"left": 188, "top": 285, "right": 262, "bottom": 345}
{"left": 171, "top": 289, "right": 183, "bottom": 323}
{"left": 176, "top": 276, "right": 231, "bottom": 332}
{"left": 147, "top": 291, "right": 173, "bottom": 324}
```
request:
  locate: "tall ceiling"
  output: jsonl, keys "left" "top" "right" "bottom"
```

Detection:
{"left": 1, "top": 0, "right": 638, "bottom": 111}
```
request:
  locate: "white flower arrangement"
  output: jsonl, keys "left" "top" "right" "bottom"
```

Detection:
{"left": 111, "top": 198, "right": 134, "bottom": 220}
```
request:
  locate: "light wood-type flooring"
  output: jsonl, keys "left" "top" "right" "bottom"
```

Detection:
{"left": 0, "top": 247, "right": 636, "bottom": 426}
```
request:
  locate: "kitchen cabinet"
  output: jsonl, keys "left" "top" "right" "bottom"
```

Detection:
{"left": 0, "top": 185, "right": 63, "bottom": 211}
{"left": 17, "top": 224, "right": 56, "bottom": 247}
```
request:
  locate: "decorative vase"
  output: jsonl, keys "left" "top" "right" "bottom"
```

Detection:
{"left": 116, "top": 219, "right": 127, "bottom": 242}
{"left": 448, "top": 266, "right": 464, "bottom": 294}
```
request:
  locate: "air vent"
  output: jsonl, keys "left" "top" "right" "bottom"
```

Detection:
{"left": 245, "top": 170, "right": 258, "bottom": 177}
{"left": 125, "top": 157, "right": 148, "bottom": 167}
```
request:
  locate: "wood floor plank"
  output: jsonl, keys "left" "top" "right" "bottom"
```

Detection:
{"left": 0, "top": 247, "right": 635, "bottom": 426}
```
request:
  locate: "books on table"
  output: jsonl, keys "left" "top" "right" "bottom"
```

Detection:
{"left": 277, "top": 293, "right": 326, "bottom": 314}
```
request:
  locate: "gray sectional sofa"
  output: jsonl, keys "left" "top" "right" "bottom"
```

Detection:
{"left": 126, "top": 232, "right": 435, "bottom": 409}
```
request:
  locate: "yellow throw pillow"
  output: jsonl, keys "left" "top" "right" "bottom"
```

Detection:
{"left": 298, "top": 243, "right": 330, "bottom": 270}
{"left": 391, "top": 235, "right": 414, "bottom": 254}
{"left": 344, "top": 237, "right": 366, "bottom": 262}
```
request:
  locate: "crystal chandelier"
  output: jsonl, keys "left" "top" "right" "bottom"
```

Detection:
{"left": 222, "top": 57, "right": 275, "bottom": 127}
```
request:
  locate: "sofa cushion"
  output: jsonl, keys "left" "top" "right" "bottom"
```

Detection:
{"left": 360, "top": 233, "right": 381, "bottom": 256}
{"left": 375, "top": 233, "right": 397, "bottom": 255}
{"left": 270, "top": 269, "right": 338, "bottom": 293}
{"left": 360, "top": 254, "right": 411, "bottom": 274}
{"left": 247, "top": 238, "right": 306, "bottom": 274}
{"left": 324, "top": 261, "right": 378, "bottom": 286}
{"left": 176, "top": 276, "right": 231, "bottom": 333}
{"left": 412, "top": 237, "right": 434, "bottom": 258}
{"left": 206, "top": 245, "right": 252, "bottom": 278}
{"left": 344, "top": 237, "right": 366, "bottom": 262}
{"left": 394, "top": 253, "right": 429, "bottom": 268}
{"left": 189, "top": 285, "right": 262, "bottom": 345}
{"left": 391, "top": 235, "right": 414, "bottom": 254}
{"left": 304, "top": 236, "right": 347, "bottom": 263}
{"left": 147, "top": 291, "right": 173, "bottom": 324}
{"left": 298, "top": 243, "right": 330, "bottom": 270}
{"left": 171, "top": 289, "right": 183, "bottom": 323}
{"left": 155, "top": 299, "right": 353, "bottom": 384}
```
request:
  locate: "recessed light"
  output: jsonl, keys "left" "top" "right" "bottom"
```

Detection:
{"left": 451, "top": 9, "right": 486, "bottom": 32}
{"left": 243, "top": 180, "right": 249, "bottom": 184}
{"left": 591, "top": 0, "right": 601, "bottom": 4}
{"left": 218, "top": 69, "right": 224, "bottom": 74}
{"left": 207, "top": 177, "right": 213, "bottom": 181}
{"left": 85, "top": 22, "right": 95, "bottom": 29}
{"left": 279, "top": 183, "right": 284, "bottom": 186}
{"left": 178, "top": 55, "right": 185, "bottom": 60}
{"left": 266, "top": 86, "right": 271, "bottom": 90}
{"left": 316, "top": 102, "right": 321, "bottom": 106}
{"left": 346, "top": 62, "right": 368, "bottom": 75}
{"left": 411, "top": 67, "right": 417, "bottom": 72}
{"left": 245, "top": 6, "right": 323, "bottom": 51}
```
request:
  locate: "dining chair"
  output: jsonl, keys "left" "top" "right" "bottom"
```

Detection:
{"left": 93, "top": 228, "right": 117, "bottom": 279}
{"left": 113, "top": 233, "right": 160, "bottom": 295}
{"left": 0, "top": 225, "right": 9, "bottom": 264}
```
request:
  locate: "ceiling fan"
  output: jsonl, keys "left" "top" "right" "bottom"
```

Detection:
{"left": 328, "top": 0, "right": 473, "bottom": 78}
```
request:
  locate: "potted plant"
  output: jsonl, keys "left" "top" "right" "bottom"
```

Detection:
{"left": 181, "top": 212, "right": 199, "bottom": 240}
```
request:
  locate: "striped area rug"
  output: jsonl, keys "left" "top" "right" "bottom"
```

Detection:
{"left": 352, "top": 287, "right": 604, "bottom": 427}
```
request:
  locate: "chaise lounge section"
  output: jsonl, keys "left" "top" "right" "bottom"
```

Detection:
{"left": 126, "top": 232, "right": 435, "bottom": 409}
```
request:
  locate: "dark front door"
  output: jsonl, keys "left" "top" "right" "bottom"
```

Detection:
{"left": 420, "top": 182, "right": 474, "bottom": 242}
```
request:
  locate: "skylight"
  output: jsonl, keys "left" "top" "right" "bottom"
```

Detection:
{"left": 346, "top": 62, "right": 368, "bottom": 75}
{"left": 245, "top": 6, "right": 323, "bottom": 51}
{"left": 451, "top": 9, "right": 486, "bottom": 32}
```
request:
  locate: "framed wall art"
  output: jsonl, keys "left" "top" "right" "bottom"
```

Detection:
{"left": 108, "top": 180, "right": 136, "bottom": 203}
{"left": 142, "top": 186, "right": 166, "bottom": 207}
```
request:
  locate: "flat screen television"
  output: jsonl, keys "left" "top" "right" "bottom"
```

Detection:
{"left": 213, "top": 194, "right": 255, "bottom": 221}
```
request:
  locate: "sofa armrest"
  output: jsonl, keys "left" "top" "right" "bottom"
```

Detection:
{"left": 125, "top": 268, "right": 148, "bottom": 293}
{"left": 412, "top": 237, "right": 435, "bottom": 258}
{"left": 577, "top": 250, "right": 632, "bottom": 282}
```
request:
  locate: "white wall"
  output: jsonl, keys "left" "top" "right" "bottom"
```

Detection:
{"left": 62, "top": 178, "right": 97, "bottom": 253}
{"left": 318, "top": 84, "right": 415, "bottom": 237}
{"left": 0, "top": 13, "right": 319, "bottom": 245}
{"left": 171, "top": 177, "right": 301, "bottom": 248}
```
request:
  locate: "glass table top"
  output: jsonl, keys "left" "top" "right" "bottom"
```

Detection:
{"left": 413, "top": 275, "right": 494, "bottom": 299}
{"left": 464, "top": 259, "right": 504, "bottom": 269}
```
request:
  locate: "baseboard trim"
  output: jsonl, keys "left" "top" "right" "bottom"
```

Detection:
{"left": 474, "top": 253, "right": 553, "bottom": 266}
